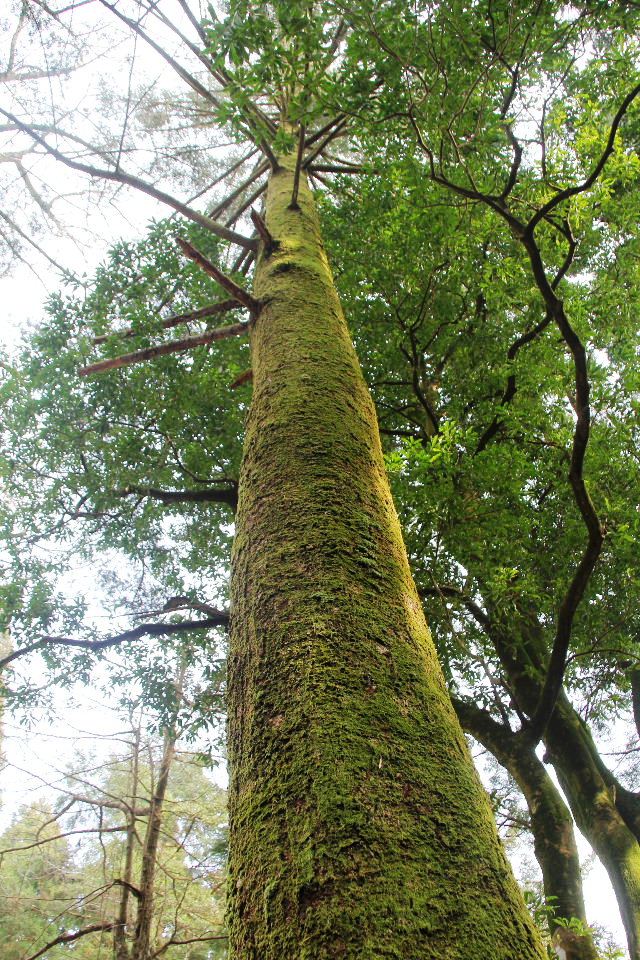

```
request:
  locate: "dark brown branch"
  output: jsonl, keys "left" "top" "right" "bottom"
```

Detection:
{"left": 0, "top": 109, "right": 257, "bottom": 251}
{"left": 304, "top": 114, "right": 347, "bottom": 148}
{"left": 93, "top": 300, "right": 240, "bottom": 344}
{"left": 256, "top": 136, "right": 279, "bottom": 172}
{"left": 230, "top": 368, "right": 253, "bottom": 389}
{"left": 519, "top": 239, "right": 604, "bottom": 743}
{"left": 420, "top": 585, "right": 491, "bottom": 631}
{"left": 224, "top": 180, "right": 268, "bottom": 228}
{"left": 116, "top": 484, "right": 237, "bottom": 509}
{"left": 209, "top": 161, "right": 269, "bottom": 219}
{"left": 0, "top": 616, "right": 229, "bottom": 671}
{"left": 250, "top": 210, "right": 275, "bottom": 252}
{"left": 98, "top": 0, "right": 224, "bottom": 114}
{"left": 79, "top": 321, "right": 249, "bottom": 376}
{"left": 524, "top": 521, "right": 603, "bottom": 745}
{"left": 308, "top": 163, "right": 364, "bottom": 175}
{"left": 162, "top": 0, "right": 276, "bottom": 138}
{"left": 475, "top": 312, "right": 553, "bottom": 454}
{"left": 551, "top": 219, "right": 576, "bottom": 290}
{"left": 22, "top": 923, "right": 116, "bottom": 960}
{"left": 631, "top": 669, "right": 640, "bottom": 742}
{"left": 409, "top": 105, "right": 606, "bottom": 739}
{"left": 231, "top": 244, "right": 254, "bottom": 274}
{"left": 175, "top": 0, "right": 207, "bottom": 44}
{"left": 290, "top": 123, "right": 306, "bottom": 210}
{"left": 239, "top": 251, "right": 256, "bottom": 277}
{"left": 303, "top": 116, "right": 349, "bottom": 168}
{"left": 526, "top": 81, "right": 640, "bottom": 234}
{"left": 112, "top": 878, "right": 143, "bottom": 900}
{"left": 500, "top": 123, "right": 523, "bottom": 199}
{"left": 177, "top": 238, "right": 260, "bottom": 313}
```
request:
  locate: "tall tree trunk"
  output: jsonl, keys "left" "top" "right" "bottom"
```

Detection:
{"left": 453, "top": 697, "right": 596, "bottom": 960}
{"left": 227, "top": 155, "right": 546, "bottom": 959}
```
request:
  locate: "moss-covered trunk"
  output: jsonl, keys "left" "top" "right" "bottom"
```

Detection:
{"left": 227, "top": 157, "right": 546, "bottom": 959}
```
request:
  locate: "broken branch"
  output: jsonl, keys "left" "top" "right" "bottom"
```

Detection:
{"left": 177, "top": 238, "right": 261, "bottom": 313}
{"left": 93, "top": 299, "right": 240, "bottom": 344}
{"left": 250, "top": 209, "right": 275, "bottom": 252}
{"left": 79, "top": 321, "right": 249, "bottom": 376}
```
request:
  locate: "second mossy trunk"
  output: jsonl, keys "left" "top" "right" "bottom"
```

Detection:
{"left": 227, "top": 156, "right": 545, "bottom": 959}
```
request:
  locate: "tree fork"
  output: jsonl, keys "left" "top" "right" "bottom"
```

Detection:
{"left": 227, "top": 155, "right": 546, "bottom": 958}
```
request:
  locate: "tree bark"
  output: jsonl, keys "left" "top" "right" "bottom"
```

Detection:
{"left": 227, "top": 156, "right": 546, "bottom": 958}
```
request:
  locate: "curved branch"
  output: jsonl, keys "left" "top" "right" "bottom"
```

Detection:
{"left": 0, "top": 109, "right": 257, "bottom": 250}
{"left": 526, "top": 81, "right": 640, "bottom": 234}
{"left": 22, "top": 923, "right": 116, "bottom": 960}
{"left": 475, "top": 311, "right": 553, "bottom": 454}
{"left": 0, "top": 615, "right": 229, "bottom": 671}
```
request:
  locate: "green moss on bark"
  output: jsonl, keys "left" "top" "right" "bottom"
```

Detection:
{"left": 227, "top": 157, "right": 546, "bottom": 959}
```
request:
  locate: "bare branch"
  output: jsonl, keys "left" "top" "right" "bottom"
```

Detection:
{"left": 177, "top": 237, "right": 260, "bottom": 312}
{"left": 93, "top": 300, "right": 241, "bottom": 344}
{"left": 116, "top": 484, "right": 237, "bottom": 509}
{"left": 209, "top": 161, "right": 269, "bottom": 219}
{"left": 250, "top": 210, "right": 275, "bottom": 253}
{"left": 290, "top": 124, "right": 306, "bottom": 210}
{"left": 0, "top": 109, "right": 257, "bottom": 250}
{"left": 309, "top": 163, "right": 364, "bottom": 175}
{"left": 303, "top": 116, "right": 349, "bottom": 168}
{"left": 21, "top": 922, "right": 115, "bottom": 960}
{"left": 223, "top": 180, "right": 268, "bottom": 228}
{"left": 80, "top": 321, "right": 249, "bottom": 376}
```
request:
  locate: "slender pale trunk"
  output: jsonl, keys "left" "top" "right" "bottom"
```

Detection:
{"left": 114, "top": 723, "right": 141, "bottom": 960}
{"left": 227, "top": 156, "right": 546, "bottom": 958}
{"left": 545, "top": 696, "right": 640, "bottom": 960}
{"left": 131, "top": 729, "right": 175, "bottom": 960}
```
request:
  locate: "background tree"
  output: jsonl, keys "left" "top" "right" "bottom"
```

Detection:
{"left": 0, "top": 697, "right": 228, "bottom": 959}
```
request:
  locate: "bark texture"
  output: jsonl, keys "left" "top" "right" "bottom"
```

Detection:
{"left": 227, "top": 157, "right": 546, "bottom": 959}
